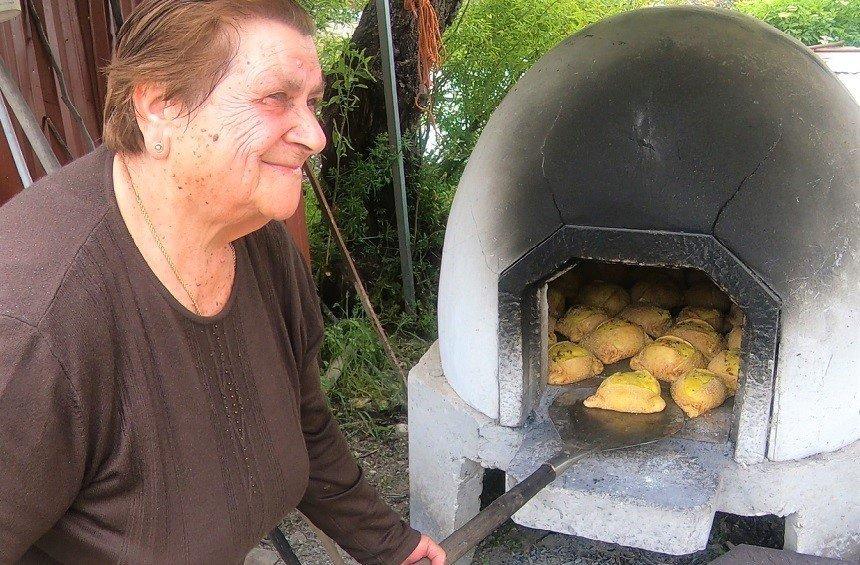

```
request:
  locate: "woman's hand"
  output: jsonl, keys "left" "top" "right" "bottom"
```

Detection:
{"left": 401, "top": 534, "right": 446, "bottom": 564}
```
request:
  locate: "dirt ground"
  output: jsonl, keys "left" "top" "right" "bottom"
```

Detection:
{"left": 258, "top": 416, "right": 783, "bottom": 565}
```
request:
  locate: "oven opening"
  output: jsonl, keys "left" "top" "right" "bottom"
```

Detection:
{"left": 543, "top": 260, "right": 746, "bottom": 444}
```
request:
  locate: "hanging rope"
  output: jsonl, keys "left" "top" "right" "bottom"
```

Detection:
{"left": 403, "top": 0, "right": 443, "bottom": 113}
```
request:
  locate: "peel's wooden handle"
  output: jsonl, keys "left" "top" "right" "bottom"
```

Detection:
{"left": 415, "top": 463, "right": 557, "bottom": 564}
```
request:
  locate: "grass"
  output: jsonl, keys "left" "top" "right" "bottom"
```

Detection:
{"left": 303, "top": 147, "right": 451, "bottom": 439}
{"left": 320, "top": 312, "right": 433, "bottom": 439}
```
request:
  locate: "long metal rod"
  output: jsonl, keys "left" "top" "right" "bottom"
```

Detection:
{"left": 304, "top": 164, "right": 408, "bottom": 384}
{"left": 0, "top": 90, "right": 33, "bottom": 187}
{"left": 267, "top": 526, "right": 301, "bottom": 565}
{"left": 108, "top": 0, "right": 123, "bottom": 30}
{"left": 375, "top": 0, "right": 416, "bottom": 314}
{"left": 0, "top": 58, "right": 60, "bottom": 173}
{"left": 25, "top": 0, "right": 94, "bottom": 151}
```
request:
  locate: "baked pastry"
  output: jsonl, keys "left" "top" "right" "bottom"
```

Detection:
{"left": 671, "top": 369, "right": 728, "bottom": 418}
{"left": 726, "top": 326, "right": 743, "bottom": 350}
{"left": 666, "top": 319, "right": 723, "bottom": 360}
{"left": 630, "top": 335, "right": 706, "bottom": 382}
{"left": 548, "top": 342, "right": 604, "bottom": 385}
{"left": 676, "top": 307, "right": 724, "bottom": 332}
{"left": 684, "top": 282, "right": 730, "bottom": 311}
{"left": 630, "top": 278, "right": 683, "bottom": 309}
{"left": 708, "top": 348, "right": 740, "bottom": 395}
{"left": 618, "top": 304, "right": 673, "bottom": 338}
{"left": 580, "top": 319, "right": 651, "bottom": 364}
{"left": 583, "top": 370, "right": 666, "bottom": 413}
{"left": 548, "top": 327, "right": 558, "bottom": 347}
{"left": 548, "top": 287, "right": 566, "bottom": 318}
{"left": 578, "top": 281, "right": 630, "bottom": 316}
{"left": 556, "top": 306, "right": 610, "bottom": 342}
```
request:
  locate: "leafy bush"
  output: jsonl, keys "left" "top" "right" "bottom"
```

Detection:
{"left": 319, "top": 312, "right": 432, "bottom": 438}
{"left": 320, "top": 315, "right": 405, "bottom": 438}
{"left": 736, "top": 0, "right": 859, "bottom": 45}
{"left": 305, "top": 136, "right": 453, "bottom": 335}
{"left": 298, "top": 0, "right": 364, "bottom": 30}
{"left": 432, "top": 0, "right": 652, "bottom": 174}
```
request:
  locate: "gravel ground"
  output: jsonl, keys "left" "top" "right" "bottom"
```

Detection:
{"left": 472, "top": 512, "right": 784, "bottom": 565}
{"left": 254, "top": 416, "right": 784, "bottom": 565}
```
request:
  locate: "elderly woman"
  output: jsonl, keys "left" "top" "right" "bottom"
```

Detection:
{"left": 0, "top": 1, "right": 444, "bottom": 563}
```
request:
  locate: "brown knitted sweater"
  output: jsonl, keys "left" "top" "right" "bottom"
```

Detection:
{"left": 0, "top": 147, "right": 419, "bottom": 564}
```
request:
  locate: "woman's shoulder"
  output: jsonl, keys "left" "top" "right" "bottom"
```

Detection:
{"left": 0, "top": 148, "right": 115, "bottom": 329}
{"left": 244, "top": 220, "right": 323, "bottom": 335}
{"left": 245, "top": 220, "right": 312, "bottom": 285}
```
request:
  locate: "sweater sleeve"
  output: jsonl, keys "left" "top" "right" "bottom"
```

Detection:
{"left": 286, "top": 240, "right": 420, "bottom": 565}
{"left": 0, "top": 316, "right": 88, "bottom": 562}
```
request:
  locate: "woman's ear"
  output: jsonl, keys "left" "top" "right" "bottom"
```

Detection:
{"left": 132, "top": 84, "right": 176, "bottom": 159}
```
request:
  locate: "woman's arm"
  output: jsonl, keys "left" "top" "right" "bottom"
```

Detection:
{"left": 0, "top": 316, "right": 87, "bottom": 562}
{"left": 267, "top": 223, "right": 421, "bottom": 565}
{"left": 294, "top": 321, "right": 422, "bottom": 565}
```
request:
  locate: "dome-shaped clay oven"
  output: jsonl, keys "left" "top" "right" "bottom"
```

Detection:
{"left": 438, "top": 6, "right": 858, "bottom": 461}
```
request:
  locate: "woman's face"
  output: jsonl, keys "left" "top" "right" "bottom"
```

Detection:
{"left": 165, "top": 19, "right": 326, "bottom": 224}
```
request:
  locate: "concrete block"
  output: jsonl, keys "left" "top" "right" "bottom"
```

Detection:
{"left": 243, "top": 546, "right": 281, "bottom": 565}
{"left": 408, "top": 343, "right": 860, "bottom": 561}
{"left": 506, "top": 396, "right": 722, "bottom": 555}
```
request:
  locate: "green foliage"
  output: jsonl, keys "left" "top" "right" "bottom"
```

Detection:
{"left": 297, "top": 0, "right": 365, "bottom": 30}
{"left": 736, "top": 0, "right": 859, "bottom": 45}
{"left": 319, "top": 315, "right": 405, "bottom": 439}
{"left": 319, "top": 313, "right": 432, "bottom": 439}
{"left": 322, "top": 43, "right": 376, "bottom": 165}
{"left": 307, "top": 133, "right": 453, "bottom": 334}
{"left": 304, "top": 135, "right": 450, "bottom": 434}
{"left": 431, "top": 0, "right": 651, "bottom": 172}
{"left": 323, "top": 133, "right": 394, "bottom": 245}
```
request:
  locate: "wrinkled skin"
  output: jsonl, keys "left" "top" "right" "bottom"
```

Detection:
{"left": 114, "top": 20, "right": 327, "bottom": 315}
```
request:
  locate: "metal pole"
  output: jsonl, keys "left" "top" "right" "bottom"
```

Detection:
{"left": 0, "top": 91, "right": 33, "bottom": 187}
{"left": 0, "top": 58, "right": 60, "bottom": 174}
{"left": 375, "top": 0, "right": 416, "bottom": 314}
{"left": 267, "top": 527, "right": 301, "bottom": 565}
{"left": 108, "top": 0, "right": 123, "bottom": 31}
{"left": 304, "top": 164, "right": 408, "bottom": 383}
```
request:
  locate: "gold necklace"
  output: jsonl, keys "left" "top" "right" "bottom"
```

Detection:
{"left": 120, "top": 156, "right": 234, "bottom": 316}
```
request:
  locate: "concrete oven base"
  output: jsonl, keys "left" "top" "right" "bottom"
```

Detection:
{"left": 408, "top": 342, "right": 860, "bottom": 561}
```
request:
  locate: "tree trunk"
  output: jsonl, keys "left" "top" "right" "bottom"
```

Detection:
{"left": 318, "top": 0, "right": 462, "bottom": 311}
